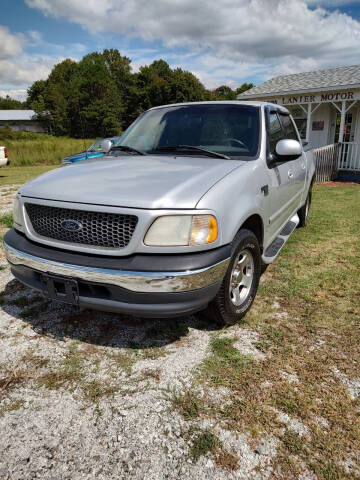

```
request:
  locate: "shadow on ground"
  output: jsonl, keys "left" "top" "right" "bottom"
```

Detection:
{"left": 1, "top": 279, "right": 220, "bottom": 350}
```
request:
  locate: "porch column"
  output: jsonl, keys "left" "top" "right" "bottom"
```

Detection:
{"left": 306, "top": 103, "right": 312, "bottom": 142}
{"left": 338, "top": 100, "right": 346, "bottom": 143}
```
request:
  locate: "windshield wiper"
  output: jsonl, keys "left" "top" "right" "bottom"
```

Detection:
{"left": 110, "top": 145, "right": 146, "bottom": 155}
{"left": 154, "top": 145, "right": 229, "bottom": 160}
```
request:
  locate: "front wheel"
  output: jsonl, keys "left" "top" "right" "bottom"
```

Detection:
{"left": 205, "top": 229, "right": 261, "bottom": 326}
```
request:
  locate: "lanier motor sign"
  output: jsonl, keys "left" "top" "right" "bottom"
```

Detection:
{"left": 268, "top": 91, "right": 358, "bottom": 105}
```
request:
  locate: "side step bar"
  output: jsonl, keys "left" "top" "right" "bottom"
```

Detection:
{"left": 262, "top": 214, "right": 299, "bottom": 264}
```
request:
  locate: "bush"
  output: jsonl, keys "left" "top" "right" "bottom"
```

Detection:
{"left": 0, "top": 129, "right": 95, "bottom": 166}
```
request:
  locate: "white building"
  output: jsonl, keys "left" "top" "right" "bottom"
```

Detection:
{"left": 0, "top": 110, "right": 46, "bottom": 133}
{"left": 238, "top": 64, "right": 360, "bottom": 174}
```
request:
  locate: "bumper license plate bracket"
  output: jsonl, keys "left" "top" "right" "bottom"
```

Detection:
{"left": 40, "top": 273, "right": 79, "bottom": 305}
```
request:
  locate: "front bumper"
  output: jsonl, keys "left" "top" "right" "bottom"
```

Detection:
{"left": 3, "top": 230, "right": 230, "bottom": 317}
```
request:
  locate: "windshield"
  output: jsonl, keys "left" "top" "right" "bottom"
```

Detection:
{"left": 87, "top": 139, "right": 104, "bottom": 152}
{"left": 113, "top": 104, "right": 260, "bottom": 159}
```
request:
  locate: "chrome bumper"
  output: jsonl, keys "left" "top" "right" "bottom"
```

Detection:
{"left": 3, "top": 242, "right": 230, "bottom": 293}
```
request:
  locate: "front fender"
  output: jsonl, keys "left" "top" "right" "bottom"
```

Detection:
{"left": 196, "top": 159, "right": 268, "bottom": 245}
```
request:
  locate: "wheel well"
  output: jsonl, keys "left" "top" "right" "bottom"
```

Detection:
{"left": 240, "top": 215, "right": 264, "bottom": 250}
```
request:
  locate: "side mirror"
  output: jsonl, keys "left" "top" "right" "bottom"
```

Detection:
{"left": 275, "top": 139, "right": 302, "bottom": 161}
{"left": 101, "top": 139, "right": 112, "bottom": 154}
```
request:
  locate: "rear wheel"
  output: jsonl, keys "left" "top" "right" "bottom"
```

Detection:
{"left": 298, "top": 186, "right": 312, "bottom": 228}
{"left": 205, "top": 229, "right": 261, "bottom": 326}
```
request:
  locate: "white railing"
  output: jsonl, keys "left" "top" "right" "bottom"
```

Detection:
{"left": 312, "top": 143, "right": 340, "bottom": 183}
{"left": 338, "top": 142, "right": 360, "bottom": 171}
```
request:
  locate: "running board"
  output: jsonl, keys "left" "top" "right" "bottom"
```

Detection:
{"left": 262, "top": 214, "right": 299, "bottom": 264}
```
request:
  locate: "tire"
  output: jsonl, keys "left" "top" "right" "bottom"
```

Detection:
{"left": 205, "top": 229, "right": 261, "bottom": 326}
{"left": 297, "top": 185, "right": 312, "bottom": 228}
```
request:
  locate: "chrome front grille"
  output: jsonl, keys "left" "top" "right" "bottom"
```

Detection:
{"left": 25, "top": 203, "right": 138, "bottom": 249}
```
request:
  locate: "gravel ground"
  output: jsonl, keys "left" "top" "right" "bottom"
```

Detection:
{"left": 0, "top": 185, "right": 19, "bottom": 217}
{"left": 0, "top": 259, "right": 278, "bottom": 479}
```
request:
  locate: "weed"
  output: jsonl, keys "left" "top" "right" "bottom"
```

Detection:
{"left": 82, "top": 379, "right": 117, "bottom": 403}
{"left": 279, "top": 398, "right": 298, "bottom": 415}
{"left": 141, "top": 368, "right": 160, "bottom": 382}
{"left": 36, "top": 342, "right": 84, "bottom": 390}
{"left": 282, "top": 429, "right": 305, "bottom": 455}
{"left": 0, "top": 369, "right": 31, "bottom": 393}
{"left": 190, "top": 430, "right": 221, "bottom": 461}
{"left": 169, "top": 388, "right": 203, "bottom": 420}
{"left": 214, "top": 448, "right": 239, "bottom": 471}
{"left": 0, "top": 399, "right": 25, "bottom": 418}
{"left": 109, "top": 351, "right": 136, "bottom": 374}
{"left": 0, "top": 213, "right": 13, "bottom": 229}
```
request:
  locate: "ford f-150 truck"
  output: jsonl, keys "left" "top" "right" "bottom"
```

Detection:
{"left": 3, "top": 101, "right": 315, "bottom": 326}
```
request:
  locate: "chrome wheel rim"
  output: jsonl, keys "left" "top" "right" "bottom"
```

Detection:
{"left": 229, "top": 249, "right": 254, "bottom": 306}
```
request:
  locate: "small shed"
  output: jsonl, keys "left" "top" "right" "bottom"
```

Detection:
{"left": 0, "top": 110, "right": 46, "bottom": 133}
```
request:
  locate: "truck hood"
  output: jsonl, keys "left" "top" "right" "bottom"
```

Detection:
{"left": 20, "top": 155, "right": 244, "bottom": 209}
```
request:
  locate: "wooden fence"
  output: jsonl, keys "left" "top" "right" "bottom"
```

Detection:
{"left": 312, "top": 143, "right": 340, "bottom": 183}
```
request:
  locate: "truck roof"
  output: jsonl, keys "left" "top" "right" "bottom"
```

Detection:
{"left": 148, "top": 100, "right": 290, "bottom": 114}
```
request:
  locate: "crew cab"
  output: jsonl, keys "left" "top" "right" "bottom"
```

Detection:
{"left": 0, "top": 146, "right": 9, "bottom": 167}
{"left": 3, "top": 102, "right": 315, "bottom": 325}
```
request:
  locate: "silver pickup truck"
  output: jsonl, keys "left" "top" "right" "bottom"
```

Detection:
{"left": 3, "top": 101, "right": 315, "bottom": 325}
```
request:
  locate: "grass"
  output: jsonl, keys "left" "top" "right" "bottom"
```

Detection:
{"left": 199, "top": 337, "right": 252, "bottom": 387}
{"left": 189, "top": 184, "right": 360, "bottom": 478}
{"left": 0, "top": 213, "right": 13, "bottom": 228}
{"left": 169, "top": 387, "right": 204, "bottom": 420}
{"left": 0, "top": 399, "right": 25, "bottom": 418}
{"left": 0, "top": 165, "right": 57, "bottom": 186}
{"left": 190, "top": 430, "right": 221, "bottom": 461}
{"left": 0, "top": 129, "right": 95, "bottom": 167}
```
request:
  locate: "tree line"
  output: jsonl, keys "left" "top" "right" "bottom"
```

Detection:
{"left": 1, "top": 49, "right": 254, "bottom": 138}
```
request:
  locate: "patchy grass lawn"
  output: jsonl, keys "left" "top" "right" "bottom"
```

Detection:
{"left": 182, "top": 183, "right": 360, "bottom": 479}
{"left": 0, "top": 165, "right": 57, "bottom": 187}
{"left": 0, "top": 183, "right": 359, "bottom": 479}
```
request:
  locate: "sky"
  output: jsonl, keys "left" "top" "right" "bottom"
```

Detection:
{"left": 1, "top": 0, "right": 360, "bottom": 101}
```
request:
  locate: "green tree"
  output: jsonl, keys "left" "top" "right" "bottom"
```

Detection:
{"left": 235, "top": 83, "right": 254, "bottom": 96}
{"left": 67, "top": 52, "right": 122, "bottom": 138}
{"left": 102, "top": 49, "right": 141, "bottom": 127}
{"left": 0, "top": 95, "right": 26, "bottom": 109}
{"left": 213, "top": 85, "right": 237, "bottom": 100}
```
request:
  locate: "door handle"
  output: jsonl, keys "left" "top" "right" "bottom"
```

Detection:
{"left": 288, "top": 170, "right": 294, "bottom": 179}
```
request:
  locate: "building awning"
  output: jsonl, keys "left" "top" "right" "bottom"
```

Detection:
{"left": 237, "top": 64, "right": 360, "bottom": 99}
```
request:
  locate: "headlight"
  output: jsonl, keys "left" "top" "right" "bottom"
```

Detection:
{"left": 144, "top": 215, "right": 218, "bottom": 246}
{"left": 13, "top": 195, "right": 23, "bottom": 230}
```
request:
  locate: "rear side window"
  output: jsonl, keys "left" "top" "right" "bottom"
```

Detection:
{"left": 279, "top": 114, "right": 299, "bottom": 141}
{"left": 268, "top": 112, "right": 284, "bottom": 153}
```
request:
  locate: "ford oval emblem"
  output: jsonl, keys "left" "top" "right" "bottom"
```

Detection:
{"left": 60, "top": 219, "right": 83, "bottom": 232}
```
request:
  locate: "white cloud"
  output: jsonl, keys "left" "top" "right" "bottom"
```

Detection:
{"left": 0, "top": 25, "right": 24, "bottom": 60}
{"left": 0, "top": 24, "right": 81, "bottom": 98}
{"left": 0, "top": 89, "right": 28, "bottom": 101}
{"left": 0, "top": 56, "right": 63, "bottom": 86}
{"left": 25, "top": 0, "right": 360, "bottom": 72}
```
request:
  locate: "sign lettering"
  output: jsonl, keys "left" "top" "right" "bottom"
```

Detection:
{"left": 266, "top": 91, "right": 358, "bottom": 105}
